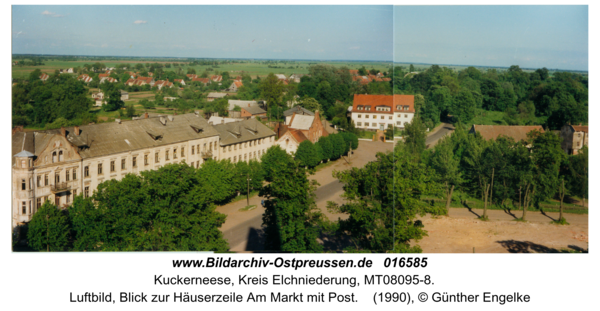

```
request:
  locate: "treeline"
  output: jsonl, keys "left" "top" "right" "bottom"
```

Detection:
{"left": 295, "top": 132, "right": 359, "bottom": 168}
{"left": 425, "top": 124, "right": 588, "bottom": 221}
{"left": 393, "top": 65, "right": 588, "bottom": 130}
{"left": 24, "top": 160, "right": 265, "bottom": 252}
{"left": 12, "top": 70, "right": 95, "bottom": 128}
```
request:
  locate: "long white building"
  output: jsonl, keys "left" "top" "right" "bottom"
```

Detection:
{"left": 11, "top": 112, "right": 275, "bottom": 228}
{"left": 349, "top": 94, "right": 415, "bottom": 131}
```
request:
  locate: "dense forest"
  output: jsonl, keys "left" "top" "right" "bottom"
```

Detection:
{"left": 393, "top": 65, "right": 588, "bottom": 130}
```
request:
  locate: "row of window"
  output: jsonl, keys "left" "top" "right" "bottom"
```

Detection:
{"left": 356, "top": 114, "right": 410, "bottom": 119}
{"left": 223, "top": 137, "right": 270, "bottom": 153}
{"left": 21, "top": 187, "right": 88, "bottom": 216}
{"left": 356, "top": 122, "right": 408, "bottom": 127}
{"left": 227, "top": 150, "right": 264, "bottom": 163}
{"left": 355, "top": 105, "right": 410, "bottom": 111}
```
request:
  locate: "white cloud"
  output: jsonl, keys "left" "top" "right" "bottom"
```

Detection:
{"left": 134, "top": 20, "right": 147, "bottom": 24}
{"left": 41, "top": 10, "right": 65, "bottom": 18}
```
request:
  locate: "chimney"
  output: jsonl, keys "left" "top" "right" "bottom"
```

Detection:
{"left": 159, "top": 116, "right": 167, "bottom": 125}
{"left": 60, "top": 127, "right": 66, "bottom": 136}
{"left": 115, "top": 119, "right": 121, "bottom": 124}
{"left": 144, "top": 112, "right": 149, "bottom": 119}
{"left": 168, "top": 115, "right": 174, "bottom": 122}
{"left": 74, "top": 125, "right": 80, "bottom": 136}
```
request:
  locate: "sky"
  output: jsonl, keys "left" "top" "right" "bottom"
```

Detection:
{"left": 11, "top": 6, "right": 588, "bottom": 70}
{"left": 394, "top": 6, "right": 588, "bottom": 71}
{"left": 11, "top": 5, "right": 393, "bottom": 61}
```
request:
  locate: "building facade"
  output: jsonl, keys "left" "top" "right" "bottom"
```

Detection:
{"left": 213, "top": 118, "right": 276, "bottom": 164}
{"left": 12, "top": 113, "right": 224, "bottom": 228}
{"left": 560, "top": 124, "right": 588, "bottom": 155}
{"left": 350, "top": 94, "right": 415, "bottom": 131}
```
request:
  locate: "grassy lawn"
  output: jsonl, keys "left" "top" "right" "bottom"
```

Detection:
{"left": 357, "top": 130, "right": 375, "bottom": 140}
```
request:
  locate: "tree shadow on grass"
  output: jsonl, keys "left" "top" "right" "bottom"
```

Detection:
{"left": 496, "top": 240, "right": 587, "bottom": 253}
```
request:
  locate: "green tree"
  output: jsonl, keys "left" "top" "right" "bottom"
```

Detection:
{"left": 330, "top": 133, "right": 346, "bottom": 160}
{"left": 451, "top": 89, "right": 476, "bottom": 123}
{"left": 329, "top": 143, "right": 437, "bottom": 252}
{"left": 318, "top": 136, "right": 333, "bottom": 162}
{"left": 27, "top": 201, "right": 71, "bottom": 251}
{"left": 431, "top": 136, "right": 462, "bottom": 213}
{"left": 298, "top": 96, "right": 322, "bottom": 112}
{"left": 69, "top": 163, "right": 229, "bottom": 251}
{"left": 259, "top": 73, "right": 285, "bottom": 120}
{"left": 403, "top": 117, "right": 427, "bottom": 155}
{"left": 295, "top": 140, "right": 320, "bottom": 168}
{"left": 260, "top": 146, "right": 323, "bottom": 252}
{"left": 104, "top": 83, "right": 125, "bottom": 112}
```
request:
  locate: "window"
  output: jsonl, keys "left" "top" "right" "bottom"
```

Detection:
{"left": 358, "top": 114, "right": 361, "bottom": 118}
{"left": 174, "top": 148, "right": 178, "bottom": 159}
{"left": 55, "top": 174, "right": 60, "bottom": 184}
{"left": 166, "top": 150, "right": 170, "bottom": 160}
{"left": 73, "top": 170, "right": 77, "bottom": 180}
{"left": 396, "top": 105, "right": 400, "bottom": 110}
{"left": 59, "top": 150, "right": 63, "bottom": 161}
{"left": 234, "top": 156, "right": 237, "bottom": 162}
{"left": 234, "top": 144, "right": 237, "bottom": 150}
{"left": 52, "top": 152, "right": 57, "bottom": 163}
{"left": 397, "top": 114, "right": 401, "bottom": 118}
{"left": 55, "top": 196, "right": 60, "bottom": 206}
{"left": 84, "top": 166, "right": 89, "bottom": 177}
{"left": 109, "top": 161, "right": 114, "bottom": 172}
{"left": 389, "top": 116, "right": 392, "bottom": 120}
{"left": 396, "top": 121, "right": 401, "bottom": 126}
{"left": 21, "top": 179, "right": 26, "bottom": 190}
{"left": 365, "top": 106, "right": 371, "bottom": 111}
{"left": 73, "top": 189, "right": 77, "bottom": 197}
{"left": 66, "top": 194, "right": 70, "bottom": 204}
{"left": 181, "top": 147, "right": 185, "bottom": 157}
{"left": 365, "top": 122, "right": 369, "bottom": 127}
{"left": 192, "top": 145, "right": 195, "bottom": 155}
{"left": 45, "top": 174, "right": 49, "bottom": 185}
{"left": 121, "top": 159, "right": 126, "bottom": 170}
{"left": 365, "top": 115, "right": 369, "bottom": 118}
{"left": 132, "top": 157, "right": 137, "bottom": 167}
{"left": 357, "top": 122, "right": 362, "bottom": 126}
{"left": 85, "top": 187, "right": 89, "bottom": 198}
{"left": 196, "top": 161, "right": 199, "bottom": 168}
{"left": 98, "top": 163, "right": 103, "bottom": 174}
{"left": 66, "top": 169, "right": 70, "bottom": 181}
{"left": 21, "top": 160, "right": 26, "bottom": 168}
{"left": 209, "top": 143, "right": 212, "bottom": 151}
{"left": 22, "top": 202, "right": 26, "bottom": 215}
{"left": 155, "top": 152, "right": 159, "bottom": 163}
{"left": 37, "top": 198, "right": 41, "bottom": 208}
{"left": 37, "top": 176, "right": 42, "bottom": 187}
{"left": 144, "top": 155, "right": 148, "bottom": 166}
{"left": 405, "top": 114, "right": 408, "bottom": 118}
{"left": 404, "top": 106, "right": 409, "bottom": 111}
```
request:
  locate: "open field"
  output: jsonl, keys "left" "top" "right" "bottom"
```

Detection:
{"left": 12, "top": 58, "right": 392, "bottom": 79}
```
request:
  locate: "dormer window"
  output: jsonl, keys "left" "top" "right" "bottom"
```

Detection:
{"left": 357, "top": 106, "right": 363, "bottom": 111}
{"left": 396, "top": 105, "right": 401, "bottom": 110}
{"left": 52, "top": 152, "right": 57, "bottom": 163}
{"left": 58, "top": 150, "right": 63, "bottom": 161}
{"left": 365, "top": 106, "right": 371, "bottom": 111}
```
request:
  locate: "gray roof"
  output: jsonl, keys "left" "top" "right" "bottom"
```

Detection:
{"left": 288, "top": 114, "right": 314, "bottom": 130}
{"left": 207, "top": 92, "right": 228, "bottom": 98}
{"left": 16, "top": 113, "right": 220, "bottom": 160}
{"left": 213, "top": 118, "right": 275, "bottom": 146}
{"left": 14, "top": 150, "right": 35, "bottom": 157}
{"left": 208, "top": 116, "right": 238, "bottom": 124}
{"left": 242, "top": 106, "right": 267, "bottom": 115}
{"left": 12, "top": 132, "right": 35, "bottom": 165}
{"left": 228, "top": 100, "right": 259, "bottom": 111}
{"left": 283, "top": 106, "right": 314, "bottom": 117}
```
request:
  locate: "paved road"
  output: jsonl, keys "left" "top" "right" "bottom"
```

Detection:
{"left": 218, "top": 140, "right": 393, "bottom": 252}
{"left": 425, "top": 122, "right": 455, "bottom": 149}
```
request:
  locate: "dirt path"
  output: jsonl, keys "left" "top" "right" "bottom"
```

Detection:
{"left": 416, "top": 208, "right": 588, "bottom": 253}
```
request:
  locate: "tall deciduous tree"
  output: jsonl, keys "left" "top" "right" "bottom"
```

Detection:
{"left": 295, "top": 140, "right": 320, "bottom": 168}
{"left": 431, "top": 136, "right": 462, "bottom": 213}
{"left": 27, "top": 201, "right": 71, "bottom": 251}
{"left": 259, "top": 73, "right": 284, "bottom": 120}
{"left": 260, "top": 146, "right": 323, "bottom": 252}
{"left": 404, "top": 117, "right": 427, "bottom": 155}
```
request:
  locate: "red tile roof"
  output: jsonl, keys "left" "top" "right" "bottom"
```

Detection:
{"left": 571, "top": 125, "right": 588, "bottom": 133}
{"left": 471, "top": 125, "right": 545, "bottom": 142}
{"left": 39, "top": 73, "right": 49, "bottom": 81}
{"left": 211, "top": 75, "right": 223, "bottom": 82}
{"left": 234, "top": 81, "right": 243, "bottom": 88}
{"left": 98, "top": 73, "right": 109, "bottom": 78}
{"left": 187, "top": 74, "right": 198, "bottom": 79}
{"left": 352, "top": 94, "right": 415, "bottom": 114}
{"left": 192, "top": 77, "right": 210, "bottom": 84}
{"left": 348, "top": 69, "right": 359, "bottom": 75}
{"left": 289, "top": 129, "right": 308, "bottom": 144}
